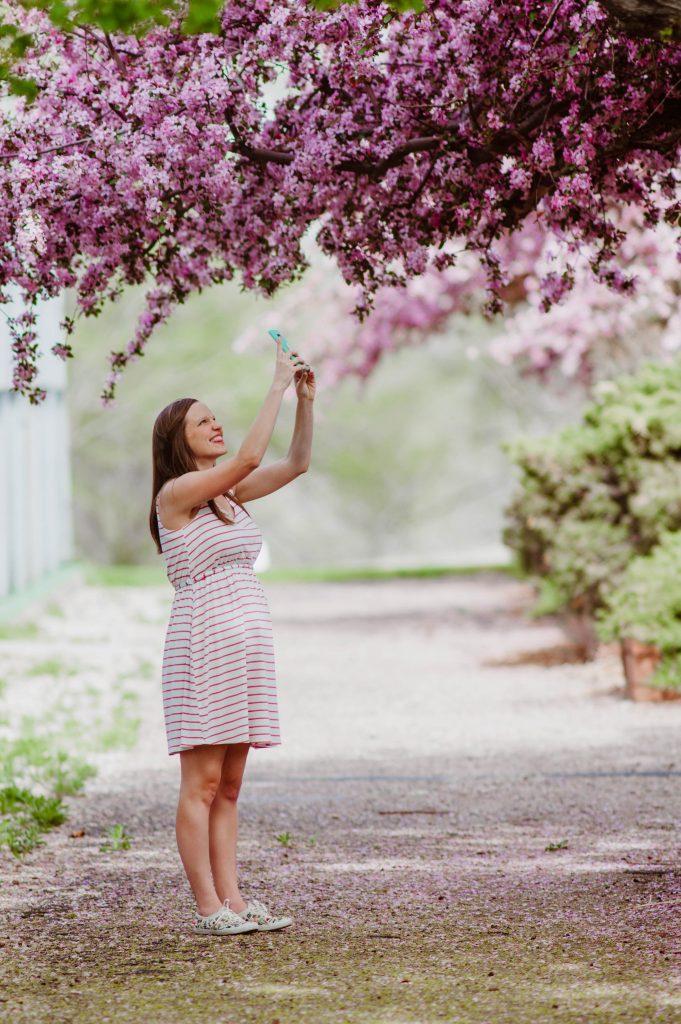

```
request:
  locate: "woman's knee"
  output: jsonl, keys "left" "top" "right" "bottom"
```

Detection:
{"left": 215, "top": 777, "right": 242, "bottom": 803}
{"left": 179, "top": 746, "right": 228, "bottom": 806}
{"left": 180, "top": 772, "right": 222, "bottom": 807}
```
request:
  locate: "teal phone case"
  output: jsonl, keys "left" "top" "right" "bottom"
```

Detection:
{"left": 268, "top": 328, "right": 290, "bottom": 353}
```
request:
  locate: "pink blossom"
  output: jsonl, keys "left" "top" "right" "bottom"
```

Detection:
{"left": 0, "top": 0, "right": 677, "bottom": 401}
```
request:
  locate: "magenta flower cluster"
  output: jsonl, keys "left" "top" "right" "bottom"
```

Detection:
{"left": 243, "top": 210, "right": 681, "bottom": 388}
{"left": 1, "top": 0, "right": 679, "bottom": 402}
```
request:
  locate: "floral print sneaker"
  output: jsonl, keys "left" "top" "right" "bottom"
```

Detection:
{"left": 238, "top": 897, "right": 293, "bottom": 931}
{"left": 193, "top": 901, "right": 258, "bottom": 935}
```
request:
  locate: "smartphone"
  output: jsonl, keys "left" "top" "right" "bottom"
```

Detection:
{"left": 268, "top": 328, "right": 290, "bottom": 353}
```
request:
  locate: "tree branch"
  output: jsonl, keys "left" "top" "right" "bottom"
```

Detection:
{"left": 600, "top": 0, "right": 681, "bottom": 39}
{"left": 235, "top": 135, "right": 444, "bottom": 176}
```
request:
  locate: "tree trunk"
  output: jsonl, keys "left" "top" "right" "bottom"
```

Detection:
{"left": 601, "top": 0, "right": 681, "bottom": 38}
{"left": 619, "top": 638, "right": 681, "bottom": 701}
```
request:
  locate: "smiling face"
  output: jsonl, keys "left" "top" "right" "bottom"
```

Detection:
{"left": 184, "top": 401, "right": 228, "bottom": 466}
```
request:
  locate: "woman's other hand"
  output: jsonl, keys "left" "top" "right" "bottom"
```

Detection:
{"left": 294, "top": 367, "right": 316, "bottom": 402}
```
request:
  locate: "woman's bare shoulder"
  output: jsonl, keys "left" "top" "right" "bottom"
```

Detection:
{"left": 158, "top": 479, "right": 201, "bottom": 529}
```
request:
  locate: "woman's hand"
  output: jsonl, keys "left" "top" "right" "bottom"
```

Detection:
{"left": 272, "top": 334, "right": 307, "bottom": 391}
{"left": 295, "top": 366, "right": 316, "bottom": 402}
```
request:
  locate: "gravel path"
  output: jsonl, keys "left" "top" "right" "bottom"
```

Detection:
{"left": 2, "top": 572, "right": 681, "bottom": 1023}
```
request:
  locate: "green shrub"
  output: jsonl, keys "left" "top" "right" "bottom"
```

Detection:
{"left": 504, "top": 356, "right": 681, "bottom": 618}
{"left": 0, "top": 739, "right": 96, "bottom": 858}
{"left": 596, "top": 531, "right": 681, "bottom": 689}
{"left": 0, "top": 785, "right": 68, "bottom": 858}
{"left": 0, "top": 737, "right": 96, "bottom": 797}
{"left": 0, "top": 815, "right": 45, "bottom": 857}
{"left": 99, "top": 823, "right": 132, "bottom": 852}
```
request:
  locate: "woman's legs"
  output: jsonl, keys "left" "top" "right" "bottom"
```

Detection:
{"left": 209, "top": 742, "right": 250, "bottom": 913}
{"left": 176, "top": 744, "right": 227, "bottom": 917}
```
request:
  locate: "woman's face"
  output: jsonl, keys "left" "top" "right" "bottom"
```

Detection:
{"left": 184, "top": 401, "right": 227, "bottom": 462}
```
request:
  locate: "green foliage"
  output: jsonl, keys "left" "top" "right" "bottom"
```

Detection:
{"left": 44, "top": 601, "right": 66, "bottom": 618}
{"left": 0, "top": 620, "right": 39, "bottom": 639}
{"left": 0, "top": 736, "right": 97, "bottom": 797}
{"left": 596, "top": 531, "right": 681, "bottom": 690}
{"left": 0, "top": 815, "right": 45, "bottom": 857}
{"left": 0, "top": 785, "right": 66, "bottom": 825}
{"left": 27, "top": 657, "right": 77, "bottom": 677}
{"left": 544, "top": 516, "right": 632, "bottom": 615}
{"left": 504, "top": 356, "right": 681, "bottom": 618}
{"left": 0, "top": 0, "right": 226, "bottom": 98}
{"left": 83, "top": 563, "right": 167, "bottom": 586}
{"left": 0, "top": 784, "right": 67, "bottom": 857}
{"left": 18, "top": 0, "right": 223, "bottom": 35}
{"left": 275, "top": 831, "right": 292, "bottom": 846}
{"left": 0, "top": 709, "right": 97, "bottom": 856}
{"left": 0, "top": 629, "right": 147, "bottom": 857}
{"left": 96, "top": 699, "right": 142, "bottom": 751}
{"left": 99, "top": 823, "right": 132, "bottom": 851}
{"left": 545, "top": 839, "right": 569, "bottom": 851}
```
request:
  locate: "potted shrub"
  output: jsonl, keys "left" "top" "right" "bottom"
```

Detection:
{"left": 596, "top": 532, "right": 681, "bottom": 701}
{"left": 504, "top": 356, "right": 681, "bottom": 658}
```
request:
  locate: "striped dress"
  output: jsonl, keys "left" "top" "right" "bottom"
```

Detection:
{"left": 156, "top": 491, "right": 281, "bottom": 755}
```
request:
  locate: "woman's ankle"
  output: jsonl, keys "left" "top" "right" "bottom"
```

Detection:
{"left": 220, "top": 894, "right": 247, "bottom": 913}
{"left": 196, "top": 898, "right": 224, "bottom": 918}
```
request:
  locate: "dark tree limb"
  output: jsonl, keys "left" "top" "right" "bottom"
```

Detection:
{"left": 600, "top": 0, "right": 681, "bottom": 39}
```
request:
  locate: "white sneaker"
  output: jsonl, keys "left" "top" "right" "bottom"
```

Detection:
{"left": 193, "top": 901, "right": 258, "bottom": 935}
{"left": 238, "top": 897, "right": 293, "bottom": 931}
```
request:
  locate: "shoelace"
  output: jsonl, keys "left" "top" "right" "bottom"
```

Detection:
{"left": 245, "top": 898, "right": 273, "bottom": 921}
{"left": 220, "top": 901, "right": 251, "bottom": 925}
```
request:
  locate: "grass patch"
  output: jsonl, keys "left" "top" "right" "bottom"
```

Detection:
{"left": 99, "top": 823, "right": 132, "bottom": 852}
{"left": 0, "top": 787, "right": 66, "bottom": 858}
{"left": 0, "top": 739, "right": 95, "bottom": 857}
{"left": 258, "top": 563, "right": 517, "bottom": 583}
{"left": 0, "top": 671, "right": 143, "bottom": 856}
{"left": 97, "top": 701, "right": 142, "bottom": 752}
{"left": 0, "top": 620, "right": 39, "bottom": 640}
{"left": 117, "top": 659, "right": 154, "bottom": 681}
{"left": 82, "top": 561, "right": 517, "bottom": 586}
{"left": 44, "top": 600, "right": 66, "bottom": 618}
{"left": 26, "top": 658, "right": 78, "bottom": 677}
{"left": 83, "top": 563, "right": 167, "bottom": 587}
{"left": 0, "top": 736, "right": 97, "bottom": 798}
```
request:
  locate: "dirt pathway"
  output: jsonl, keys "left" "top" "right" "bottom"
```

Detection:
{"left": 2, "top": 573, "right": 681, "bottom": 1023}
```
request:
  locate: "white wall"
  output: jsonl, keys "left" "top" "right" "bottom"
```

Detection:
{"left": 0, "top": 292, "right": 73, "bottom": 598}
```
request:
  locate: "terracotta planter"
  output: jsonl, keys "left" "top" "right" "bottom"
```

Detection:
{"left": 619, "top": 637, "right": 681, "bottom": 702}
{"left": 563, "top": 611, "right": 599, "bottom": 661}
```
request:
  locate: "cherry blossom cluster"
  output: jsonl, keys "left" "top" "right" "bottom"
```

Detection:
{"left": 0, "top": 0, "right": 679, "bottom": 402}
{"left": 241, "top": 212, "right": 680, "bottom": 388}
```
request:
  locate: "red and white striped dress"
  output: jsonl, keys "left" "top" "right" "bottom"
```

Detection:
{"left": 156, "top": 491, "right": 281, "bottom": 755}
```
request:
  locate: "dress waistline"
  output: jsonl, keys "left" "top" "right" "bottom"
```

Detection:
{"left": 172, "top": 561, "right": 255, "bottom": 591}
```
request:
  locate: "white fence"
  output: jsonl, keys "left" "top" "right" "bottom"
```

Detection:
{"left": 0, "top": 294, "right": 73, "bottom": 599}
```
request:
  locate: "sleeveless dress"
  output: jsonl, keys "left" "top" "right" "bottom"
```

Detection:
{"left": 156, "top": 491, "right": 281, "bottom": 755}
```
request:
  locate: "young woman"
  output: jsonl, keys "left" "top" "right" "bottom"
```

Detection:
{"left": 150, "top": 336, "right": 315, "bottom": 936}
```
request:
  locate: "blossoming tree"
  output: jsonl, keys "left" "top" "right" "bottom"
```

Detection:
{"left": 1, "top": 0, "right": 680, "bottom": 402}
{"left": 236, "top": 211, "right": 679, "bottom": 389}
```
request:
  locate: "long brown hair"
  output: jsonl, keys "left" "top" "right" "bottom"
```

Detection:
{"left": 150, "top": 397, "right": 249, "bottom": 555}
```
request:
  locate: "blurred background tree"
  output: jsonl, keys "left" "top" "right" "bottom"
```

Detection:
{"left": 67, "top": 280, "right": 580, "bottom": 569}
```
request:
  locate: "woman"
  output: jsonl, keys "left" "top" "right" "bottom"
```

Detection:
{"left": 150, "top": 336, "right": 315, "bottom": 936}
